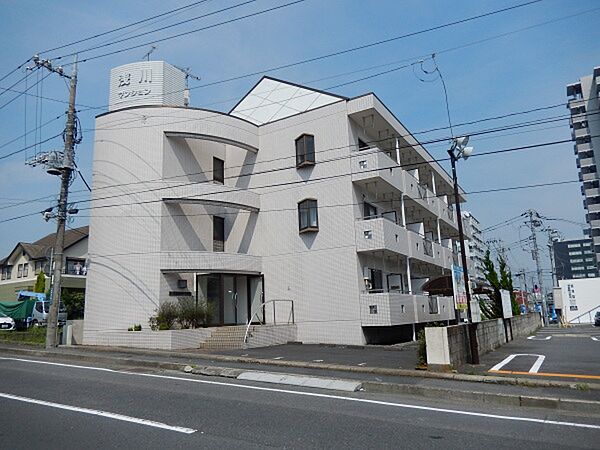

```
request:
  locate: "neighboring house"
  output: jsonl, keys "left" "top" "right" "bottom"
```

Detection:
{"left": 0, "top": 226, "right": 89, "bottom": 300}
{"left": 84, "top": 61, "right": 465, "bottom": 346}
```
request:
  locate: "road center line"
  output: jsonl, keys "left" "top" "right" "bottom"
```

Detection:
{"left": 1, "top": 356, "right": 599, "bottom": 431}
{"left": 0, "top": 391, "right": 196, "bottom": 434}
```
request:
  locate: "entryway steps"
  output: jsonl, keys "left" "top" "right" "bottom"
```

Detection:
{"left": 199, "top": 325, "right": 255, "bottom": 350}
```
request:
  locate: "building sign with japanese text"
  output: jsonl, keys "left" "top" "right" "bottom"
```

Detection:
{"left": 108, "top": 61, "right": 185, "bottom": 111}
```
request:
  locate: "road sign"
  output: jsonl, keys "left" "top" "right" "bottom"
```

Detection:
{"left": 452, "top": 264, "right": 467, "bottom": 310}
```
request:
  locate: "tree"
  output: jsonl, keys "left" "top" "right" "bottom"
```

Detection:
{"left": 62, "top": 288, "right": 85, "bottom": 319}
{"left": 481, "top": 250, "right": 503, "bottom": 319}
{"left": 33, "top": 271, "right": 46, "bottom": 293}
{"left": 481, "top": 249, "right": 520, "bottom": 319}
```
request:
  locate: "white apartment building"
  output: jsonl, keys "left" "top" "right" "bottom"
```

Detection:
{"left": 83, "top": 62, "right": 463, "bottom": 346}
{"left": 462, "top": 211, "right": 487, "bottom": 287}
{"left": 567, "top": 66, "right": 600, "bottom": 267}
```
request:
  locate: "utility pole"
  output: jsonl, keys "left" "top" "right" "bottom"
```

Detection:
{"left": 31, "top": 55, "right": 78, "bottom": 348}
{"left": 525, "top": 209, "right": 547, "bottom": 326}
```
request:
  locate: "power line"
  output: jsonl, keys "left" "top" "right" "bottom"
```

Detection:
{"left": 58, "top": 0, "right": 307, "bottom": 64}
{"left": 40, "top": 135, "right": 590, "bottom": 218}
{"left": 51, "top": 0, "right": 258, "bottom": 60}
{"left": 40, "top": 1, "right": 213, "bottom": 55}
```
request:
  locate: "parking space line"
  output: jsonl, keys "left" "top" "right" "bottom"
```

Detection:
{"left": 527, "top": 336, "right": 552, "bottom": 340}
{"left": 0, "top": 392, "right": 197, "bottom": 434}
{"left": 489, "top": 354, "right": 545, "bottom": 373}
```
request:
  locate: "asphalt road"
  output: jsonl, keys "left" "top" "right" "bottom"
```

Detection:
{"left": 0, "top": 356, "right": 599, "bottom": 449}
{"left": 480, "top": 325, "right": 600, "bottom": 381}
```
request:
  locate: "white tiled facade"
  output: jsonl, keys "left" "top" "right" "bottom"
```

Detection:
{"left": 84, "top": 71, "right": 463, "bottom": 346}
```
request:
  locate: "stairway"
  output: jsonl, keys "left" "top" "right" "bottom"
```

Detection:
{"left": 198, "top": 325, "right": 255, "bottom": 350}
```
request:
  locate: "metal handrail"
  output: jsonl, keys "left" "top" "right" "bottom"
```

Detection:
{"left": 568, "top": 304, "right": 600, "bottom": 323}
{"left": 243, "top": 299, "right": 295, "bottom": 344}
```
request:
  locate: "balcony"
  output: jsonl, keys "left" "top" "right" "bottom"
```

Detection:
{"left": 573, "top": 127, "right": 590, "bottom": 140}
{"left": 351, "top": 148, "right": 404, "bottom": 194}
{"left": 582, "top": 172, "right": 597, "bottom": 182}
{"left": 408, "top": 230, "right": 451, "bottom": 269}
{"left": 403, "top": 170, "right": 439, "bottom": 217}
{"left": 568, "top": 98, "right": 585, "bottom": 110}
{"left": 580, "top": 157, "right": 595, "bottom": 168}
{"left": 575, "top": 142, "right": 592, "bottom": 154}
{"left": 160, "top": 251, "right": 262, "bottom": 273}
{"left": 160, "top": 181, "right": 260, "bottom": 212}
{"left": 355, "top": 217, "right": 409, "bottom": 256}
{"left": 359, "top": 292, "right": 454, "bottom": 326}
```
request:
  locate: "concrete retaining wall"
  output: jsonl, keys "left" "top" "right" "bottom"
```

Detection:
{"left": 66, "top": 320, "right": 84, "bottom": 345}
{"left": 425, "top": 313, "right": 541, "bottom": 368}
{"left": 88, "top": 328, "right": 212, "bottom": 350}
{"left": 246, "top": 324, "right": 297, "bottom": 348}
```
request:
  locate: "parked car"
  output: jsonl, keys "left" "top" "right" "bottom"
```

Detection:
{"left": 31, "top": 301, "right": 68, "bottom": 327}
{"left": 0, "top": 312, "right": 16, "bottom": 331}
{"left": 594, "top": 311, "right": 600, "bottom": 327}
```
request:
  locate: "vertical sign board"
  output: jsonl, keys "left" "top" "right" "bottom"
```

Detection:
{"left": 451, "top": 264, "right": 468, "bottom": 311}
{"left": 566, "top": 283, "right": 577, "bottom": 311}
{"left": 500, "top": 289, "right": 513, "bottom": 319}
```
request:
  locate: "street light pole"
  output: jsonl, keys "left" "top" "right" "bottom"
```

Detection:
{"left": 448, "top": 137, "right": 479, "bottom": 365}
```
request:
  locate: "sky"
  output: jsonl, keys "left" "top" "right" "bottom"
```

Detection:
{"left": 0, "top": 0, "right": 599, "bottom": 288}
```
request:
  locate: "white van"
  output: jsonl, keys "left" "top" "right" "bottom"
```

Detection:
{"left": 31, "top": 301, "right": 67, "bottom": 326}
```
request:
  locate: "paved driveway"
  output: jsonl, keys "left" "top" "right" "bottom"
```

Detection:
{"left": 209, "top": 343, "right": 420, "bottom": 369}
{"left": 476, "top": 325, "right": 600, "bottom": 381}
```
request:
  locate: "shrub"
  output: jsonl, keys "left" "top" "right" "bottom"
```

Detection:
{"left": 417, "top": 329, "right": 427, "bottom": 366}
{"left": 148, "top": 301, "right": 179, "bottom": 331}
{"left": 133, "top": 324, "right": 142, "bottom": 331}
{"left": 177, "top": 298, "right": 213, "bottom": 329}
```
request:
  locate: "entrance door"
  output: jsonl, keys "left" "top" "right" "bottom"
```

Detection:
{"left": 196, "top": 274, "right": 221, "bottom": 326}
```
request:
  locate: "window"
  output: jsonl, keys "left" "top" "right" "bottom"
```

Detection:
{"left": 567, "top": 243, "right": 581, "bottom": 249}
{"left": 213, "top": 216, "right": 225, "bottom": 252}
{"left": 22, "top": 263, "right": 28, "bottom": 278}
{"left": 295, "top": 134, "right": 315, "bottom": 167}
{"left": 213, "top": 157, "right": 224, "bottom": 184}
{"left": 34, "top": 260, "right": 45, "bottom": 275}
{"left": 298, "top": 199, "right": 318, "bottom": 232}
{"left": 368, "top": 268, "right": 383, "bottom": 292}
{"left": 17, "top": 264, "right": 23, "bottom": 278}
{"left": 369, "top": 305, "right": 378, "bottom": 314}
{"left": 66, "top": 258, "right": 86, "bottom": 275}
{"left": 363, "top": 202, "right": 378, "bottom": 219}
{"left": 2, "top": 266, "right": 12, "bottom": 280}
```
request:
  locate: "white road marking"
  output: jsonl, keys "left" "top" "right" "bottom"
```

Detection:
{"left": 312, "top": 359, "right": 324, "bottom": 362}
{"left": 357, "top": 362, "right": 367, "bottom": 366}
{"left": 0, "top": 391, "right": 196, "bottom": 434}
{"left": 272, "top": 356, "right": 284, "bottom": 360}
{"left": 591, "top": 336, "right": 599, "bottom": 342}
{"left": 489, "top": 354, "right": 546, "bottom": 373}
{"left": 527, "top": 336, "right": 552, "bottom": 340}
{"left": 1, "top": 356, "right": 599, "bottom": 430}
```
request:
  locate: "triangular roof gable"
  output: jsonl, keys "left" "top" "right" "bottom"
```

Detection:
{"left": 1, "top": 242, "right": 37, "bottom": 266}
{"left": 230, "top": 76, "right": 346, "bottom": 125}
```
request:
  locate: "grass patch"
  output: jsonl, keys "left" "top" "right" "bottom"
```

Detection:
{"left": 0, "top": 327, "right": 55, "bottom": 346}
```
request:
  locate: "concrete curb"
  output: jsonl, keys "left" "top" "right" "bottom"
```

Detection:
{"left": 1, "top": 345, "right": 599, "bottom": 415}
{"left": 69, "top": 344, "right": 600, "bottom": 392}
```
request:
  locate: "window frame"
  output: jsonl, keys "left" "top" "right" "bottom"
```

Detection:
{"left": 213, "top": 215, "right": 225, "bottom": 252}
{"left": 295, "top": 134, "right": 315, "bottom": 168}
{"left": 298, "top": 198, "right": 319, "bottom": 233}
{"left": 17, "top": 264, "right": 23, "bottom": 278}
{"left": 213, "top": 156, "right": 224, "bottom": 184}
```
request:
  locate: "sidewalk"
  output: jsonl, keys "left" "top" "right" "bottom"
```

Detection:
{"left": 1, "top": 342, "right": 599, "bottom": 415}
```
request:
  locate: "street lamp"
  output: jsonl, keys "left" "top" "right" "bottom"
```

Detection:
{"left": 448, "top": 136, "right": 479, "bottom": 364}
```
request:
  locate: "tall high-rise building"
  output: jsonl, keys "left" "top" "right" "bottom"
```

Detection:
{"left": 462, "top": 212, "right": 487, "bottom": 287}
{"left": 552, "top": 238, "right": 598, "bottom": 280}
{"left": 567, "top": 66, "right": 600, "bottom": 266}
